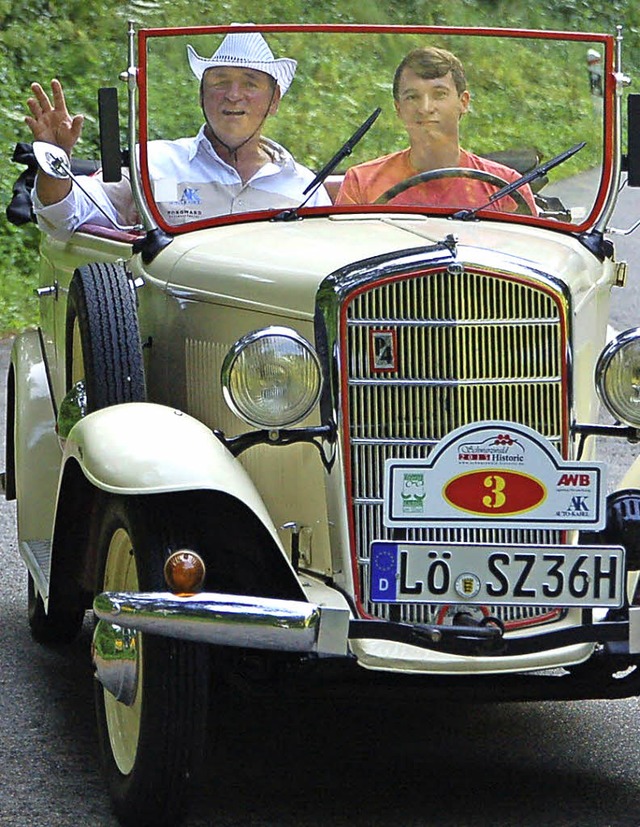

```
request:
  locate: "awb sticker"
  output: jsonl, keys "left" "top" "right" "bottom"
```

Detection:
{"left": 384, "top": 421, "right": 605, "bottom": 529}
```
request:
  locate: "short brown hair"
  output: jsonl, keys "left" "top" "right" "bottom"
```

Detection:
{"left": 393, "top": 47, "right": 467, "bottom": 100}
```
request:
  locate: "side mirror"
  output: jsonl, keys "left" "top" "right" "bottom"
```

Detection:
{"left": 98, "top": 87, "right": 122, "bottom": 183}
{"left": 626, "top": 94, "right": 640, "bottom": 187}
{"left": 32, "top": 141, "right": 71, "bottom": 178}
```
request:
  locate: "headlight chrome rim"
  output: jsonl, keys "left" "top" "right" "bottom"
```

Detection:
{"left": 596, "top": 327, "right": 640, "bottom": 427}
{"left": 222, "top": 326, "right": 322, "bottom": 428}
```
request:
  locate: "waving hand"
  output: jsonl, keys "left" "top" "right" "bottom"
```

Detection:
{"left": 25, "top": 79, "right": 84, "bottom": 156}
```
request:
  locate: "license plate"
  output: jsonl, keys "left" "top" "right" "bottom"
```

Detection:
{"left": 370, "top": 542, "right": 625, "bottom": 608}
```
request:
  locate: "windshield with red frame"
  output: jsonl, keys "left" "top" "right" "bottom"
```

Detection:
{"left": 138, "top": 25, "right": 614, "bottom": 234}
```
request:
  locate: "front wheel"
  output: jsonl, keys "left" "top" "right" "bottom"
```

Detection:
{"left": 93, "top": 495, "right": 209, "bottom": 827}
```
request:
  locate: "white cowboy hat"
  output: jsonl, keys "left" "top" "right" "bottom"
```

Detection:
{"left": 187, "top": 28, "right": 297, "bottom": 95}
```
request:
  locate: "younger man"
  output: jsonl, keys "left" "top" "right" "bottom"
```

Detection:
{"left": 336, "top": 47, "right": 535, "bottom": 213}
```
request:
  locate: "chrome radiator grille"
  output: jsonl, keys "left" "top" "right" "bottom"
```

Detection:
{"left": 343, "top": 267, "right": 567, "bottom": 624}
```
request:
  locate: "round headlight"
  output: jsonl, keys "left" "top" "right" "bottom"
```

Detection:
{"left": 222, "top": 327, "right": 322, "bottom": 428}
{"left": 596, "top": 328, "right": 640, "bottom": 427}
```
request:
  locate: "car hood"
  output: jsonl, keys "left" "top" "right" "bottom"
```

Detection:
{"left": 149, "top": 214, "right": 607, "bottom": 319}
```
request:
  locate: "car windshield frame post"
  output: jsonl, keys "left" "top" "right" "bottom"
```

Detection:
{"left": 127, "top": 20, "right": 158, "bottom": 233}
{"left": 597, "top": 25, "right": 629, "bottom": 234}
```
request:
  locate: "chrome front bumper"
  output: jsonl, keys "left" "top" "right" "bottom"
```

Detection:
{"left": 93, "top": 590, "right": 349, "bottom": 653}
{"left": 93, "top": 590, "right": 350, "bottom": 705}
{"left": 93, "top": 592, "right": 349, "bottom": 655}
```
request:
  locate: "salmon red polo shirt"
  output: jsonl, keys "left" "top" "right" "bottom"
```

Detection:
{"left": 335, "top": 147, "right": 537, "bottom": 213}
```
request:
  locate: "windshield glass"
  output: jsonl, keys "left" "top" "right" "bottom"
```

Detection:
{"left": 139, "top": 25, "right": 614, "bottom": 234}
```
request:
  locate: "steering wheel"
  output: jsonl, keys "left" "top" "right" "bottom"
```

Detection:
{"left": 374, "top": 167, "right": 534, "bottom": 215}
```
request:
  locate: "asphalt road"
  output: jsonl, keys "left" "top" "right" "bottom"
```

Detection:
{"left": 5, "top": 183, "right": 640, "bottom": 827}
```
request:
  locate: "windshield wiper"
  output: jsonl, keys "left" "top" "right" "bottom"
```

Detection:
{"left": 451, "top": 141, "right": 586, "bottom": 221}
{"left": 273, "top": 107, "right": 382, "bottom": 221}
{"left": 303, "top": 107, "right": 382, "bottom": 196}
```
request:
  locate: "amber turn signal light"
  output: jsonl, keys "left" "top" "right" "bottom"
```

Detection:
{"left": 163, "top": 550, "right": 206, "bottom": 595}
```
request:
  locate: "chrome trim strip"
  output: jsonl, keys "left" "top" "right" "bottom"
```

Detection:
{"left": 347, "top": 317, "right": 560, "bottom": 327}
{"left": 348, "top": 377, "right": 562, "bottom": 387}
{"left": 350, "top": 434, "right": 561, "bottom": 445}
{"left": 351, "top": 437, "right": 439, "bottom": 446}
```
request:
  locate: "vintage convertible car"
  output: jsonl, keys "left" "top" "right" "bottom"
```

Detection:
{"left": 7, "top": 20, "right": 640, "bottom": 827}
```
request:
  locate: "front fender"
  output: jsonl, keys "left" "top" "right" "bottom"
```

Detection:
{"left": 64, "top": 402, "right": 282, "bottom": 546}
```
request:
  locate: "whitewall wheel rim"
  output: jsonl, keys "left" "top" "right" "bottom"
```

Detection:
{"left": 102, "top": 527, "right": 143, "bottom": 776}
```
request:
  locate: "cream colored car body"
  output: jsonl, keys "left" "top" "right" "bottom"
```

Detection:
{"left": 13, "top": 211, "right": 626, "bottom": 674}
{"left": 10, "top": 22, "right": 640, "bottom": 691}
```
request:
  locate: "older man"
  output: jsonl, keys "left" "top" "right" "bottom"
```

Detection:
{"left": 26, "top": 28, "right": 329, "bottom": 238}
{"left": 336, "top": 46, "right": 535, "bottom": 213}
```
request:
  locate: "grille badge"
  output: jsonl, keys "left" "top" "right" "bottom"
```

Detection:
{"left": 370, "top": 329, "right": 397, "bottom": 372}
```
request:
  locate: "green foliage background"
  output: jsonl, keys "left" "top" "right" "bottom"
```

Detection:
{"left": 0, "top": 0, "right": 638, "bottom": 335}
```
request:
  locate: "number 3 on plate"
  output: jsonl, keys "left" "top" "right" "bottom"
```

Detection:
{"left": 482, "top": 474, "right": 506, "bottom": 509}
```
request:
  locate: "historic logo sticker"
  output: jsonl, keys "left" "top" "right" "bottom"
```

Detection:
{"left": 383, "top": 421, "right": 605, "bottom": 529}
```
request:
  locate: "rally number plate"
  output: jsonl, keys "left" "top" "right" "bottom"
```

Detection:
{"left": 370, "top": 542, "right": 625, "bottom": 608}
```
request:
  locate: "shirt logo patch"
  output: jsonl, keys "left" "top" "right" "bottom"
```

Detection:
{"left": 180, "top": 187, "right": 201, "bottom": 205}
